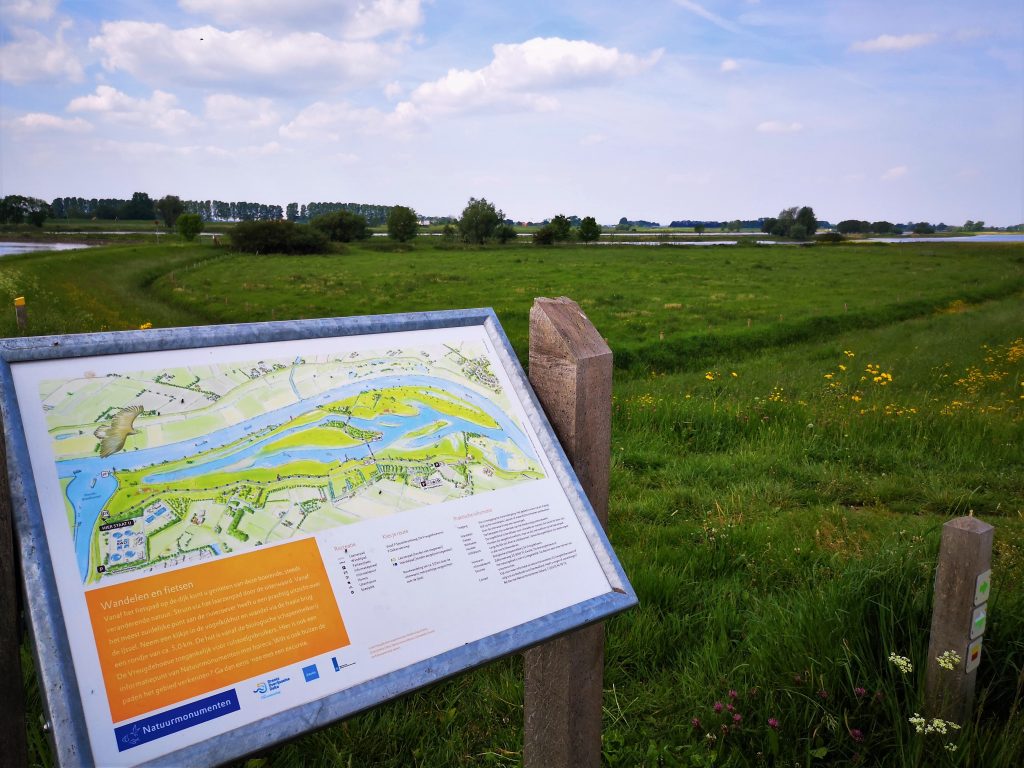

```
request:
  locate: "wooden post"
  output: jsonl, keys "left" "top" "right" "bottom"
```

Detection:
{"left": 14, "top": 296, "right": 27, "bottom": 331}
{"left": 523, "top": 297, "right": 612, "bottom": 768}
{"left": 925, "top": 516, "right": 994, "bottom": 724}
{"left": 0, "top": 410, "right": 29, "bottom": 766}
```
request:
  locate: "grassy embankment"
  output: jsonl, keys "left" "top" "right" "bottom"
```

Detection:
{"left": 3, "top": 238, "right": 1023, "bottom": 766}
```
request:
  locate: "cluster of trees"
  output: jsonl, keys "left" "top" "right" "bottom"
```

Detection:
{"left": 455, "top": 198, "right": 516, "bottom": 244}
{"left": 669, "top": 219, "right": 747, "bottom": 231}
{"left": 286, "top": 202, "right": 396, "bottom": 226}
{"left": 231, "top": 203, "right": 423, "bottom": 254}
{"left": 231, "top": 220, "right": 330, "bottom": 254}
{"left": 48, "top": 194, "right": 283, "bottom": 223}
{"left": 50, "top": 192, "right": 160, "bottom": 221}
{"left": 1, "top": 195, "right": 51, "bottom": 226}
{"left": 836, "top": 219, "right": 899, "bottom": 235}
{"left": 310, "top": 210, "right": 368, "bottom": 242}
{"left": 760, "top": 206, "right": 818, "bottom": 239}
{"left": 533, "top": 214, "right": 600, "bottom": 244}
{"left": 182, "top": 200, "right": 284, "bottom": 222}
{"left": 615, "top": 217, "right": 661, "bottom": 230}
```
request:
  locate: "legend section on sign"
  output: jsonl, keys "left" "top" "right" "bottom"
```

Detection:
{"left": 335, "top": 545, "right": 380, "bottom": 595}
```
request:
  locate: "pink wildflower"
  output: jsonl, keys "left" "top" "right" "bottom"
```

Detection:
{"left": 767, "top": 717, "right": 780, "bottom": 729}
{"left": 849, "top": 728, "right": 864, "bottom": 743}
{"left": 713, "top": 701, "right": 723, "bottom": 713}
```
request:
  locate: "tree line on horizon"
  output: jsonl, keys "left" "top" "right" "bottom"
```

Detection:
{"left": 1, "top": 192, "right": 1018, "bottom": 234}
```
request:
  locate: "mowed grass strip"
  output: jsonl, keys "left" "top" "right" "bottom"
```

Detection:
{"left": 4, "top": 240, "right": 1023, "bottom": 766}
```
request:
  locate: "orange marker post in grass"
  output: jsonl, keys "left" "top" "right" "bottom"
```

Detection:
{"left": 13, "top": 297, "right": 27, "bottom": 330}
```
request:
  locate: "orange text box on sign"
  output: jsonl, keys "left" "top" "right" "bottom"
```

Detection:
{"left": 85, "top": 537, "right": 349, "bottom": 722}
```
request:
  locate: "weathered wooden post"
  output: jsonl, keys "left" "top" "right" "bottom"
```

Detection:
{"left": 0, "top": 409, "right": 29, "bottom": 766}
{"left": 14, "top": 296, "right": 27, "bottom": 331}
{"left": 523, "top": 297, "right": 612, "bottom": 768}
{"left": 925, "top": 515, "right": 994, "bottom": 724}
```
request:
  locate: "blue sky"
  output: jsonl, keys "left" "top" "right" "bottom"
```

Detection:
{"left": 1, "top": 0, "right": 1021, "bottom": 224}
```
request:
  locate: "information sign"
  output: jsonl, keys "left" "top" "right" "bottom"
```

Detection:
{"left": 0, "top": 310, "right": 636, "bottom": 767}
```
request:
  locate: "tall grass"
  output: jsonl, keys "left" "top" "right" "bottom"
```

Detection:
{"left": 3, "top": 240, "right": 1022, "bottom": 766}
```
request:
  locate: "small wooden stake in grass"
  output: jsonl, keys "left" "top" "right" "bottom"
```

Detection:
{"left": 13, "top": 296, "right": 27, "bottom": 330}
{"left": 524, "top": 297, "right": 612, "bottom": 768}
{"left": 925, "top": 515, "right": 994, "bottom": 724}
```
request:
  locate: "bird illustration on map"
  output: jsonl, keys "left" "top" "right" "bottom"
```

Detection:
{"left": 94, "top": 405, "right": 144, "bottom": 457}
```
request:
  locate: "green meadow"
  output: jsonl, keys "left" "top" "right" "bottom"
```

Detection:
{"left": 4, "top": 238, "right": 1023, "bottom": 766}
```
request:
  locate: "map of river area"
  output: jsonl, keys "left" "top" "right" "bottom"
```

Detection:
{"left": 40, "top": 341, "right": 545, "bottom": 585}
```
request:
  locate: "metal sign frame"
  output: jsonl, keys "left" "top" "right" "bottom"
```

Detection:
{"left": 0, "top": 309, "right": 636, "bottom": 767}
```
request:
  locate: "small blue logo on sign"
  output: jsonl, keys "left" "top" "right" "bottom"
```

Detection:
{"left": 253, "top": 676, "right": 291, "bottom": 699}
{"left": 114, "top": 690, "right": 239, "bottom": 751}
{"left": 303, "top": 664, "right": 319, "bottom": 682}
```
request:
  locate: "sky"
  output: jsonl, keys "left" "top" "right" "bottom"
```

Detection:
{"left": 1, "top": 0, "right": 1022, "bottom": 225}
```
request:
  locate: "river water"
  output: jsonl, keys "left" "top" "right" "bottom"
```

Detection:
{"left": 0, "top": 241, "right": 92, "bottom": 256}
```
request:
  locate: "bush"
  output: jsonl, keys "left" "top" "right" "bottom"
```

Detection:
{"left": 578, "top": 216, "right": 601, "bottom": 242}
{"left": 495, "top": 223, "right": 518, "bottom": 243}
{"left": 230, "top": 220, "right": 330, "bottom": 254}
{"left": 816, "top": 232, "right": 845, "bottom": 243}
{"left": 533, "top": 225, "right": 555, "bottom": 245}
{"left": 387, "top": 206, "right": 419, "bottom": 242}
{"left": 458, "top": 197, "right": 501, "bottom": 244}
{"left": 176, "top": 213, "right": 204, "bottom": 241}
{"left": 311, "top": 210, "right": 369, "bottom": 242}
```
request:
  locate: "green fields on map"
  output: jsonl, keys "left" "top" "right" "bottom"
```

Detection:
{"left": 41, "top": 343, "right": 544, "bottom": 585}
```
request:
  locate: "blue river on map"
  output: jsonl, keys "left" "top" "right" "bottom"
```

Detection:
{"left": 59, "top": 374, "right": 537, "bottom": 581}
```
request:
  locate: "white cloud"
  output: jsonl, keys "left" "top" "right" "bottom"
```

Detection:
{"left": 68, "top": 85, "right": 200, "bottom": 134}
{"left": 204, "top": 94, "right": 279, "bottom": 128}
{"left": 11, "top": 112, "right": 90, "bottom": 131}
{"left": 881, "top": 165, "right": 908, "bottom": 180}
{"left": 88, "top": 21, "right": 393, "bottom": 89}
{"left": 384, "top": 81, "right": 403, "bottom": 100}
{"left": 756, "top": 120, "right": 803, "bottom": 133}
{"left": 850, "top": 33, "right": 937, "bottom": 53}
{"left": 278, "top": 37, "right": 661, "bottom": 140}
{"left": 178, "top": 0, "right": 423, "bottom": 39}
{"left": 401, "top": 37, "right": 661, "bottom": 118}
{"left": 0, "top": 22, "right": 82, "bottom": 84}
{"left": 279, "top": 101, "right": 390, "bottom": 140}
{"left": 0, "top": 0, "right": 59, "bottom": 22}
{"left": 720, "top": 58, "right": 739, "bottom": 72}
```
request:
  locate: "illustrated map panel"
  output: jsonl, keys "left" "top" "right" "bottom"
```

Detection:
{"left": 40, "top": 341, "right": 545, "bottom": 585}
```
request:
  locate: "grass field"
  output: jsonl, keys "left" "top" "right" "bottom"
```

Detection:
{"left": 4, "top": 238, "right": 1023, "bottom": 766}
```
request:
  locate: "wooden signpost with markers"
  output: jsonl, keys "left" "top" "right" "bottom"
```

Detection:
{"left": 925, "top": 515, "right": 995, "bottom": 724}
